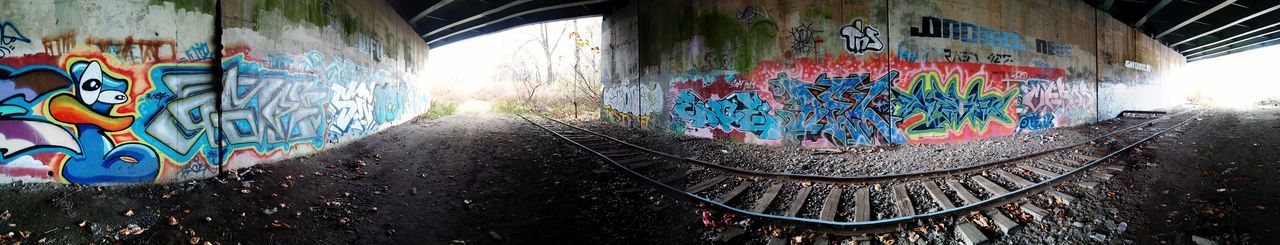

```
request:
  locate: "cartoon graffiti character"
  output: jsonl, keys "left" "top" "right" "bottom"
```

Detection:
{"left": 47, "top": 61, "right": 159, "bottom": 184}
{"left": 0, "top": 60, "right": 159, "bottom": 184}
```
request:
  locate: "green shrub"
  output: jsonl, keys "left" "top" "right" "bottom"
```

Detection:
{"left": 492, "top": 100, "right": 529, "bottom": 114}
{"left": 419, "top": 101, "right": 458, "bottom": 120}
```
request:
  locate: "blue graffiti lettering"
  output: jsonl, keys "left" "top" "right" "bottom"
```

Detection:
{"left": 769, "top": 72, "right": 906, "bottom": 145}
{"left": 0, "top": 21, "right": 30, "bottom": 57}
{"left": 672, "top": 90, "right": 780, "bottom": 139}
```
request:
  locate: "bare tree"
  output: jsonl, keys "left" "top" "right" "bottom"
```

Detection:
{"left": 508, "top": 23, "right": 570, "bottom": 111}
{"left": 567, "top": 19, "right": 603, "bottom": 119}
{"left": 505, "top": 52, "right": 539, "bottom": 104}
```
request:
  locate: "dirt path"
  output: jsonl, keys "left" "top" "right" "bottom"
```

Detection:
{"left": 0, "top": 114, "right": 703, "bottom": 244}
{"left": 1123, "top": 107, "right": 1280, "bottom": 243}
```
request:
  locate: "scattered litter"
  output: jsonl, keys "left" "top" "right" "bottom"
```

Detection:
{"left": 268, "top": 220, "right": 293, "bottom": 229}
{"left": 1192, "top": 235, "right": 1218, "bottom": 245}
{"left": 118, "top": 224, "right": 146, "bottom": 236}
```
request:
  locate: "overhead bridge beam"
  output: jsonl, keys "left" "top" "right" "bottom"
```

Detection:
{"left": 1181, "top": 21, "right": 1280, "bottom": 53}
{"left": 1185, "top": 27, "right": 1280, "bottom": 57}
{"left": 423, "top": 0, "right": 534, "bottom": 38}
{"left": 427, "top": 0, "right": 608, "bottom": 46}
{"left": 1189, "top": 38, "right": 1280, "bottom": 61}
{"left": 1172, "top": 4, "right": 1280, "bottom": 46}
{"left": 409, "top": 0, "right": 456, "bottom": 24}
{"left": 1156, "top": 0, "right": 1236, "bottom": 39}
{"left": 1135, "top": 0, "right": 1173, "bottom": 27}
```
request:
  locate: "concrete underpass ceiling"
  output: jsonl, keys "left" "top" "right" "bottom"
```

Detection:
{"left": 384, "top": 0, "right": 629, "bottom": 48}
{"left": 1084, "top": 0, "right": 1280, "bottom": 62}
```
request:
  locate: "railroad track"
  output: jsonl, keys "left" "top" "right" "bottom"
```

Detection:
{"left": 519, "top": 109, "right": 1201, "bottom": 244}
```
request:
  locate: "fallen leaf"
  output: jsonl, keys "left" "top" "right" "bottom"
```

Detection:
{"left": 168, "top": 216, "right": 179, "bottom": 226}
{"left": 118, "top": 224, "right": 147, "bottom": 236}
{"left": 123, "top": 210, "right": 135, "bottom": 217}
{"left": 268, "top": 220, "right": 293, "bottom": 229}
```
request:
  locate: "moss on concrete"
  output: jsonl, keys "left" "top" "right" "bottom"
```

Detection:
{"left": 254, "top": 0, "right": 331, "bottom": 28}
{"left": 243, "top": 0, "right": 398, "bottom": 61}
{"left": 644, "top": 2, "right": 777, "bottom": 74}
{"left": 149, "top": 0, "right": 215, "bottom": 14}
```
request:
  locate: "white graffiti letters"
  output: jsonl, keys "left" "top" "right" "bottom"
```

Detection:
{"left": 839, "top": 19, "right": 883, "bottom": 55}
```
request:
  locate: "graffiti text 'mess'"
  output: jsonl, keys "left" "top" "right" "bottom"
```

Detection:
{"left": 910, "top": 16, "right": 1026, "bottom": 51}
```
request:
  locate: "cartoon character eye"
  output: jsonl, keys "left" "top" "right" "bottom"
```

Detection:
{"left": 98, "top": 90, "right": 127, "bottom": 104}
{"left": 77, "top": 61, "right": 104, "bottom": 105}
{"left": 81, "top": 79, "right": 101, "bottom": 91}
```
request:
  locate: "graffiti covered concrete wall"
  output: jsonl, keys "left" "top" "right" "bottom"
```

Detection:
{"left": 218, "top": 0, "right": 430, "bottom": 170}
{"left": 601, "top": 3, "right": 648, "bottom": 128}
{"left": 0, "top": 0, "right": 430, "bottom": 184}
{"left": 600, "top": 0, "right": 1184, "bottom": 147}
{"left": 0, "top": 1, "right": 221, "bottom": 184}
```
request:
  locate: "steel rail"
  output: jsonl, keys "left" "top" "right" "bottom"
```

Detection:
{"left": 519, "top": 109, "right": 1202, "bottom": 232}
{"left": 537, "top": 109, "right": 1192, "bottom": 184}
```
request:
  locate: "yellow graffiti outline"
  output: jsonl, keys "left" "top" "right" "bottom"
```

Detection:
{"left": 896, "top": 71, "right": 1020, "bottom": 139}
